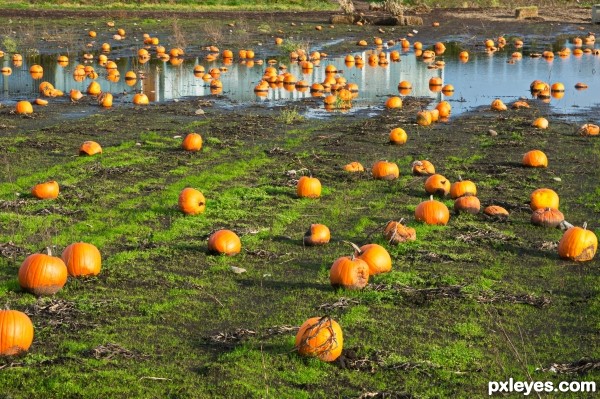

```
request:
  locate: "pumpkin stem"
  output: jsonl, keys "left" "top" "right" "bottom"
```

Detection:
{"left": 45, "top": 246, "right": 52, "bottom": 256}
{"left": 342, "top": 240, "right": 363, "bottom": 255}
{"left": 429, "top": 195, "right": 434, "bottom": 201}
{"left": 583, "top": 222, "right": 587, "bottom": 230}
{"left": 458, "top": 175, "right": 462, "bottom": 181}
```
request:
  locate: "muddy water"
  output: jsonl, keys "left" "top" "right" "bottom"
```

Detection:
{"left": 1, "top": 40, "right": 598, "bottom": 118}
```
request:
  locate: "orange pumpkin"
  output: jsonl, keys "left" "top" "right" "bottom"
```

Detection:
{"left": 483, "top": 205, "right": 509, "bottom": 217}
{"left": 385, "top": 96, "right": 402, "bottom": 109}
{"left": 98, "top": 92, "right": 113, "bottom": 108}
{"left": 295, "top": 316, "right": 343, "bottom": 362}
{"left": 424, "top": 174, "right": 450, "bottom": 197}
{"left": 454, "top": 196, "right": 481, "bottom": 214}
{"left": 297, "top": 176, "right": 321, "bottom": 198}
{"left": 579, "top": 124, "right": 600, "bottom": 136}
{"left": 18, "top": 252, "right": 68, "bottom": 296}
{"left": 449, "top": 177, "right": 477, "bottom": 199}
{"left": 182, "top": 133, "right": 203, "bottom": 152}
{"left": 416, "top": 111, "right": 432, "bottom": 127}
{"left": 303, "top": 224, "right": 330, "bottom": 246}
{"left": 531, "top": 117, "right": 549, "bottom": 129}
{"left": 435, "top": 101, "right": 451, "bottom": 118}
{"left": 411, "top": 160, "right": 435, "bottom": 176}
{"left": 329, "top": 255, "right": 369, "bottom": 289}
{"left": 79, "top": 141, "right": 102, "bottom": 156}
{"left": 355, "top": 243, "right": 392, "bottom": 275}
{"left": 383, "top": 220, "right": 416, "bottom": 244}
{"left": 133, "top": 93, "right": 149, "bottom": 105}
{"left": 490, "top": 99, "right": 507, "bottom": 111}
{"left": 530, "top": 188, "right": 559, "bottom": 211}
{"left": 61, "top": 242, "right": 102, "bottom": 277}
{"left": 522, "top": 150, "right": 548, "bottom": 167}
{"left": 558, "top": 223, "right": 597, "bottom": 261}
{"left": 415, "top": 195, "right": 450, "bottom": 225}
{"left": 31, "top": 180, "right": 59, "bottom": 200}
{"left": 512, "top": 100, "right": 530, "bottom": 109}
{"left": 372, "top": 160, "right": 399, "bottom": 180}
{"left": 343, "top": 161, "right": 364, "bottom": 172}
{"left": 178, "top": 187, "right": 206, "bottom": 215}
{"left": 87, "top": 81, "right": 101, "bottom": 95}
{"left": 0, "top": 310, "right": 34, "bottom": 356}
{"left": 531, "top": 208, "right": 564, "bottom": 228}
{"left": 207, "top": 229, "right": 241, "bottom": 256}
{"left": 15, "top": 101, "right": 33, "bottom": 115}
{"left": 389, "top": 128, "right": 408, "bottom": 145}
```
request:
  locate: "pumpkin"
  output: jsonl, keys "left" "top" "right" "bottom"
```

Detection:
{"left": 61, "top": 242, "right": 102, "bottom": 277}
{"left": 1, "top": 67, "right": 12, "bottom": 76}
{"left": 385, "top": 96, "right": 402, "bottom": 109}
{"left": 87, "top": 81, "right": 101, "bottom": 95}
{"left": 178, "top": 187, "right": 206, "bottom": 215}
{"left": 415, "top": 195, "right": 450, "bottom": 225}
{"left": 532, "top": 117, "right": 549, "bottom": 129}
{"left": 491, "top": 99, "right": 507, "bottom": 111}
{"left": 383, "top": 220, "right": 416, "bottom": 244}
{"left": 295, "top": 316, "right": 343, "bottom": 362}
{"left": 424, "top": 174, "right": 450, "bottom": 197}
{"left": 329, "top": 255, "right": 369, "bottom": 289}
{"left": 15, "top": 101, "right": 33, "bottom": 115}
{"left": 303, "top": 224, "right": 330, "bottom": 246}
{"left": 372, "top": 160, "right": 399, "bottom": 180}
{"left": 297, "top": 176, "right": 321, "bottom": 198}
{"left": 343, "top": 161, "right": 364, "bottom": 172}
{"left": 98, "top": 92, "right": 113, "bottom": 108}
{"left": 352, "top": 243, "right": 392, "bottom": 275}
{"left": 435, "top": 101, "right": 451, "bottom": 118}
{"left": 389, "top": 128, "right": 407, "bottom": 145}
{"left": 454, "top": 196, "right": 481, "bottom": 214}
{"left": 416, "top": 111, "right": 432, "bottom": 127}
{"left": 449, "top": 177, "right": 477, "bottom": 199}
{"left": 31, "top": 180, "right": 59, "bottom": 200}
{"left": 579, "top": 124, "right": 600, "bottom": 136}
{"left": 575, "top": 82, "right": 588, "bottom": 90}
{"left": 207, "top": 229, "right": 241, "bottom": 256}
{"left": 70, "top": 89, "right": 83, "bottom": 101}
{"left": 133, "top": 93, "right": 149, "bottom": 105}
{"left": 558, "top": 223, "right": 597, "bottom": 261}
{"left": 182, "top": 133, "right": 203, "bottom": 152}
{"left": 530, "top": 188, "right": 559, "bottom": 211}
{"left": 441, "top": 84, "right": 454, "bottom": 96}
{"left": 34, "top": 98, "right": 48, "bottom": 106}
{"left": 483, "top": 205, "right": 509, "bottom": 217}
{"left": 522, "top": 150, "right": 548, "bottom": 167}
{"left": 411, "top": 160, "right": 435, "bottom": 176}
{"left": 531, "top": 207, "right": 564, "bottom": 228}
{"left": 551, "top": 82, "right": 565, "bottom": 92}
{"left": 0, "top": 310, "right": 34, "bottom": 356}
{"left": 79, "top": 141, "right": 102, "bottom": 156}
{"left": 512, "top": 100, "right": 530, "bottom": 109}
{"left": 29, "top": 64, "right": 43, "bottom": 80}
{"left": 19, "top": 252, "right": 68, "bottom": 296}
{"left": 459, "top": 51, "right": 469, "bottom": 62}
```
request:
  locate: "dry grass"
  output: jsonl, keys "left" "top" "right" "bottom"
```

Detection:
{"left": 338, "top": 0, "right": 355, "bottom": 14}
{"left": 169, "top": 18, "right": 187, "bottom": 50}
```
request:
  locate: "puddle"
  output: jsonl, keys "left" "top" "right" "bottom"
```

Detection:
{"left": 1, "top": 39, "right": 598, "bottom": 120}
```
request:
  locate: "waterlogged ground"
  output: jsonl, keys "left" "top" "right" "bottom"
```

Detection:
{"left": 0, "top": 7, "right": 599, "bottom": 399}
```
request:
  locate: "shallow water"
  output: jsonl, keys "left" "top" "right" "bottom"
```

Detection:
{"left": 1, "top": 39, "right": 599, "bottom": 119}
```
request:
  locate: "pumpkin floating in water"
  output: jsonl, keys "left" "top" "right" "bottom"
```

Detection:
{"left": 178, "top": 187, "right": 206, "bottom": 215}
{"left": 207, "top": 229, "right": 241, "bottom": 256}
{"left": 0, "top": 310, "right": 34, "bottom": 356}
{"left": 558, "top": 223, "right": 597, "bottom": 261}
{"left": 61, "top": 242, "right": 102, "bottom": 277}
{"left": 295, "top": 316, "right": 343, "bottom": 362}
{"left": 18, "top": 251, "right": 68, "bottom": 296}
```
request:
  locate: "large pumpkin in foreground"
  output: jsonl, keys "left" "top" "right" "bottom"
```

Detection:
{"left": 61, "top": 242, "right": 102, "bottom": 277}
{"left": 18, "top": 253, "right": 68, "bottom": 296}
{"left": 0, "top": 310, "right": 34, "bottom": 356}
{"left": 295, "top": 316, "right": 343, "bottom": 362}
{"left": 558, "top": 224, "right": 597, "bottom": 261}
